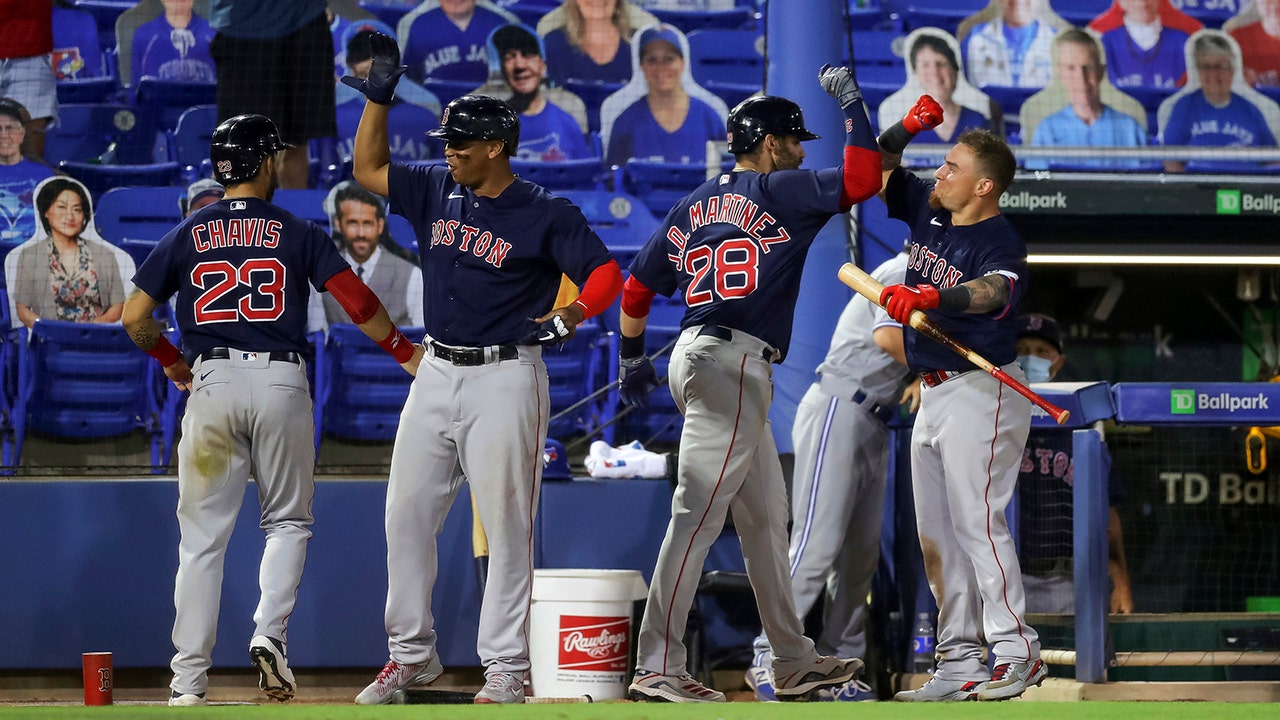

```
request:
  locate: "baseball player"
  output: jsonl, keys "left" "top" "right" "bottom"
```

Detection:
{"left": 746, "top": 247, "right": 911, "bottom": 703}
{"left": 342, "top": 32, "right": 622, "bottom": 705}
{"left": 121, "top": 114, "right": 423, "bottom": 707}
{"left": 875, "top": 101, "right": 1044, "bottom": 700}
{"left": 616, "top": 62, "right": 882, "bottom": 703}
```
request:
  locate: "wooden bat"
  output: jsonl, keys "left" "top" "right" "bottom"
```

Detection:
{"left": 838, "top": 262, "right": 1070, "bottom": 425}
{"left": 471, "top": 491, "right": 489, "bottom": 597}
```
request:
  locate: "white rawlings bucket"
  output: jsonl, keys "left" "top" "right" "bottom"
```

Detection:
{"left": 529, "top": 569, "right": 648, "bottom": 700}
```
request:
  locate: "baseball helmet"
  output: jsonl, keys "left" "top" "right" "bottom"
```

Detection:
{"left": 209, "top": 114, "right": 292, "bottom": 185}
{"left": 726, "top": 96, "right": 820, "bottom": 154}
{"left": 543, "top": 438, "right": 572, "bottom": 480}
{"left": 427, "top": 94, "right": 520, "bottom": 156}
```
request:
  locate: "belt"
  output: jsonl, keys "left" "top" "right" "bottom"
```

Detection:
{"left": 1024, "top": 557, "right": 1073, "bottom": 576}
{"left": 428, "top": 340, "right": 517, "bottom": 366}
{"left": 852, "top": 388, "right": 895, "bottom": 424}
{"left": 695, "top": 325, "right": 778, "bottom": 362}
{"left": 920, "top": 369, "right": 966, "bottom": 388}
{"left": 199, "top": 347, "right": 302, "bottom": 365}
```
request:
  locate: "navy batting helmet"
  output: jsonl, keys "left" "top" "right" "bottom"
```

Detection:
{"left": 726, "top": 96, "right": 820, "bottom": 155}
{"left": 427, "top": 94, "right": 520, "bottom": 156}
{"left": 209, "top": 114, "right": 292, "bottom": 185}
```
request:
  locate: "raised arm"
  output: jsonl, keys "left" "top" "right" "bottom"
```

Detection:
{"left": 340, "top": 31, "right": 407, "bottom": 198}
{"left": 876, "top": 95, "right": 944, "bottom": 201}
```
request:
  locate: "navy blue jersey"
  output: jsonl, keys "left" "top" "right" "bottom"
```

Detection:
{"left": 388, "top": 163, "right": 612, "bottom": 346}
{"left": 133, "top": 197, "right": 350, "bottom": 361}
{"left": 883, "top": 167, "right": 1028, "bottom": 373}
{"left": 1018, "top": 428, "right": 1124, "bottom": 564}
{"left": 628, "top": 167, "right": 844, "bottom": 361}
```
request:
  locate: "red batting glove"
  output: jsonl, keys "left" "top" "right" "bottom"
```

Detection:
{"left": 879, "top": 283, "right": 940, "bottom": 324}
{"left": 903, "top": 95, "right": 944, "bottom": 135}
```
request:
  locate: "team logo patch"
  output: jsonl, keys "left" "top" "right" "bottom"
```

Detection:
{"left": 217, "top": 160, "right": 233, "bottom": 174}
{"left": 844, "top": 117, "right": 853, "bottom": 133}
{"left": 230, "top": 200, "right": 247, "bottom": 210}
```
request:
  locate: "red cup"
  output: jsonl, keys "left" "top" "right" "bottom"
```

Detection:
{"left": 82, "top": 652, "right": 113, "bottom": 706}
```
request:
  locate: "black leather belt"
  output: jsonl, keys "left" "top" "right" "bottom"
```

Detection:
{"left": 852, "top": 388, "right": 895, "bottom": 424}
{"left": 429, "top": 340, "right": 517, "bottom": 366}
{"left": 920, "top": 369, "right": 965, "bottom": 387}
{"left": 695, "top": 325, "right": 776, "bottom": 362}
{"left": 199, "top": 347, "right": 302, "bottom": 365}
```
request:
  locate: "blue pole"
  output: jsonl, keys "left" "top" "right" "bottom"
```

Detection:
{"left": 764, "top": 0, "right": 852, "bottom": 453}
{"left": 1072, "top": 427, "right": 1108, "bottom": 683}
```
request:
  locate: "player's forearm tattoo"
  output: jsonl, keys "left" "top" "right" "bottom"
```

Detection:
{"left": 881, "top": 152, "right": 902, "bottom": 171}
{"left": 128, "top": 322, "right": 160, "bottom": 350}
{"left": 962, "top": 275, "right": 1010, "bottom": 313}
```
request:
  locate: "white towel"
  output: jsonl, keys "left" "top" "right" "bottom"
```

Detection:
{"left": 584, "top": 440, "right": 670, "bottom": 479}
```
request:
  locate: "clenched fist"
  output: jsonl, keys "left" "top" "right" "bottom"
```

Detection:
{"left": 879, "top": 283, "right": 940, "bottom": 324}
{"left": 618, "top": 356, "right": 660, "bottom": 408}
{"left": 903, "top": 94, "right": 944, "bottom": 135}
{"left": 819, "top": 64, "right": 862, "bottom": 109}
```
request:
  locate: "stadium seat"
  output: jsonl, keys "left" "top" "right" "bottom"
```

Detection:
{"left": 132, "top": 77, "right": 217, "bottom": 131}
{"left": 58, "top": 161, "right": 181, "bottom": 204}
{"left": 687, "top": 29, "right": 765, "bottom": 110}
{"left": 272, "top": 189, "right": 331, "bottom": 227}
{"left": 1050, "top": 0, "right": 1112, "bottom": 26}
{"left": 45, "top": 103, "right": 159, "bottom": 166}
{"left": 358, "top": 1, "right": 413, "bottom": 28}
{"left": 171, "top": 104, "right": 218, "bottom": 184}
{"left": 94, "top": 186, "right": 185, "bottom": 243}
{"left": 649, "top": 6, "right": 757, "bottom": 32}
{"left": 623, "top": 159, "right": 715, "bottom": 217}
{"left": 544, "top": 321, "right": 611, "bottom": 440}
{"left": 511, "top": 157, "right": 606, "bottom": 192}
{"left": 564, "top": 79, "right": 625, "bottom": 135}
{"left": 889, "top": 0, "right": 986, "bottom": 34}
{"left": 314, "top": 323, "right": 426, "bottom": 446}
{"left": 55, "top": 76, "right": 119, "bottom": 104}
{"left": 422, "top": 78, "right": 484, "bottom": 106}
{"left": 4, "top": 321, "right": 163, "bottom": 470}
{"left": 73, "top": 0, "right": 134, "bottom": 52}
{"left": 555, "top": 189, "right": 661, "bottom": 281}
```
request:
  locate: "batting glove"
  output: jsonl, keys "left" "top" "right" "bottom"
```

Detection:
{"left": 520, "top": 315, "right": 573, "bottom": 346}
{"left": 879, "top": 283, "right": 940, "bottom": 325}
{"left": 903, "top": 94, "right": 945, "bottom": 134}
{"left": 339, "top": 31, "right": 406, "bottom": 105}
{"left": 618, "top": 356, "right": 659, "bottom": 409}
{"left": 819, "top": 64, "right": 862, "bottom": 109}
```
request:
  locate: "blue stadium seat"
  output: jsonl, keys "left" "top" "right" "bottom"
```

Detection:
{"left": 73, "top": 0, "right": 134, "bottom": 52}
{"left": 650, "top": 6, "right": 757, "bottom": 32}
{"left": 272, "top": 189, "right": 331, "bottom": 227}
{"left": 511, "top": 157, "right": 606, "bottom": 191}
{"left": 1049, "top": 0, "right": 1112, "bottom": 26}
{"left": 544, "top": 321, "right": 610, "bottom": 439}
{"left": 687, "top": 29, "right": 764, "bottom": 109}
{"left": 505, "top": 0, "right": 559, "bottom": 27}
{"left": 45, "top": 103, "right": 159, "bottom": 166}
{"left": 358, "top": 1, "right": 414, "bottom": 28}
{"left": 422, "top": 78, "right": 483, "bottom": 106}
{"left": 623, "top": 159, "right": 712, "bottom": 217}
{"left": 890, "top": 0, "right": 987, "bottom": 34}
{"left": 56, "top": 76, "right": 119, "bottom": 104}
{"left": 132, "top": 77, "right": 217, "bottom": 131}
{"left": 171, "top": 104, "right": 218, "bottom": 184}
{"left": 555, "top": 189, "right": 661, "bottom": 283}
{"left": 856, "top": 64, "right": 908, "bottom": 112}
{"left": 564, "top": 79, "right": 625, "bottom": 136}
{"left": 4, "top": 321, "right": 162, "bottom": 470}
{"left": 314, "top": 323, "right": 425, "bottom": 445}
{"left": 95, "top": 186, "right": 185, "bottom": 243}
{"left": 58, "top": 161, "right": 181, "bottom": 204}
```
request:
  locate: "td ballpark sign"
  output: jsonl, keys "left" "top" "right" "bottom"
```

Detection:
{"left": 1170, "top": 388, "right": 1270, "bottom": 414}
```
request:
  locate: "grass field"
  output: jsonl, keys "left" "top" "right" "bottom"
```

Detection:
{"left": 4, "top": 702, "right": 1280, "bottom": 720}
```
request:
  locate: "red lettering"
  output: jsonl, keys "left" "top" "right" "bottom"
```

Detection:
{"left": 486, "top": 239, "right": 511, "bottom": 267}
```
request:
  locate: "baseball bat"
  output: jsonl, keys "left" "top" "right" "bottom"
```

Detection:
{"left": 471, "top": 491, "right": 489, "bottom": 597}
{"left": 837, "top": 262, "right": 1070, "bottom": 425}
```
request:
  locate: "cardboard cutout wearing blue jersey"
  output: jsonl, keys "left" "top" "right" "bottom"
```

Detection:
{"left": 957, "top": 0, "right": 1070, "bottom": 90}
{"left": 396, "top": 0, "right": 520, "bottom": 85}
{"left": 879, "top": 28, "right": 999, "bottom": 147}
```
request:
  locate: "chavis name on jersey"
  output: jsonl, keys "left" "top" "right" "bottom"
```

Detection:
{"left": 192, "top": 218, "right": 283, "bottom": 252}
{"left": 429, "top": 219, "right": 513, "bottom": 268}
{"left": 666, "top": 190, "right": 790, "bottom": 271}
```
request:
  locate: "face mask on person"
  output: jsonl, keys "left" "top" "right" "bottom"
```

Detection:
{"left": 1018, "top": 354, "right": 1054, "bottom": 383}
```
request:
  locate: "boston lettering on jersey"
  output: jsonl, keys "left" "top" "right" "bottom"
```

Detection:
{"left": 666, "top": 191, "right": 790, "bottom": 271}
{"left": 428, "top": 219, "right": 512, "bottom": 267}
{"left": 191, "top": 218, "right": 283, "bottom": 253}
{"left": 906, "top": 240, "right": 964, "bottom": 288}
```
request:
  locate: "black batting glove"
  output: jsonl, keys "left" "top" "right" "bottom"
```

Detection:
{"left": 339, "top": 32, "right": 406, "bottom": 105}
{"left": 618, "top": 356, "right": 659, "bottom": 409}
{"left": 519, "top": 315, "right": 573, "bottom": 346}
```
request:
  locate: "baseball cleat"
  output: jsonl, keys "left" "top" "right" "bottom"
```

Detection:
{"left": 355, "top": 656, "right": 443, "bottom": 705}
{"left": 773, "top": 655, "right": 863, "bottom": 701}
{"left": 977, "top": 659, "right": 1047, "bottom": 701}
{"left": 168, "top": 691, "right": 207, "bottom": 706}
{"left": 249, "top": 635, "right": 295, "bottom": 702}
{"left": 893, "top": 675, "right": 983, "bottom": 702}
{"left": 628, "top": 669, "right": 726, "bottom": 702}
{"left": 744, "top": 666, "right": 778, "bottom": 702}
{"left": 474, "top": 671, "right": 525, "bottom": 704}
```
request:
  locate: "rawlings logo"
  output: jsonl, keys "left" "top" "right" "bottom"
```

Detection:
{"left": 558, "top": 615, "right": 628, "bottom": 671}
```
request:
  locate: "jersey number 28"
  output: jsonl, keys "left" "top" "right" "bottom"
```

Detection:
{"left": 684, "top": 238, "right": 758, "bottom": 307}
{"left": 192, "top": 258, "right": 286, "bottom": 324}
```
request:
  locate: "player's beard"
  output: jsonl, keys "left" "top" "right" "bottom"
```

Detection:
{"left": 265, "top": 166, "right": 280, "bottom": 202}
{"left": 928, "top": 188, "right": 943, "bottom": 211}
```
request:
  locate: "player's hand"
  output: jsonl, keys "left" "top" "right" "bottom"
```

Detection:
{"left": 903, "top": 94, "right": 944, "bottom": 134}
{"left": 521, "top": 305, "right": 583, "bottom": 346}
{"left": 399, "top": 343, "right": 425, "bottom": 376}
{"left": 164, "top": 358, "right": 194, "bottom": 392}
{"left": 900, "top": 381, "right": 921, "bottom": 414}
{"left": 879, "top": 283, "right": 940, "bottom": 325}
{"left": 339, "top": 31, "right": 406, "bottom": 105}
{"left": 819, "top": 63, "right": 862, "bottom": 109}
{"left": 618, "top": 356, "right": 659, "bottom": 408}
